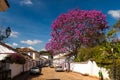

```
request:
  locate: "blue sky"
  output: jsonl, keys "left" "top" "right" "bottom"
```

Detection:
{"left": 0, "top": 0, "right": 120, "bottom": 51}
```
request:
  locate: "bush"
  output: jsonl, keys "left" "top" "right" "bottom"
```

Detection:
{"left": 74, "top": 46, "right": 102, "bottom": 62}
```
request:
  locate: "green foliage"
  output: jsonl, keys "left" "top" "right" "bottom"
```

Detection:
{"left": 114, "top": 42, "right": 120, "bottom": 53}
{"left": 109, "top": 19, "right": 120, "bottom": 80}
{"left": 115, "top": 59, "right": 120, "bottom": 80}
{"left": 74, "top": 46, "right": 103, "bottom": 62}
{"left": 107, "top": 28, "right": 117, "bottom": 38}
{"left": 107, "top": 59, "right": 120, "bottom": 79}
{"left": 114, "top": 19, "right": 120, "bottom": 28}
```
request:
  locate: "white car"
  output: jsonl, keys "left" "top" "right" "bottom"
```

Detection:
{"left": 30, "top": 67, "right": 40, "bottom": 74}
{"left": 55, "top": 66, "right": 63, "bottom": 72}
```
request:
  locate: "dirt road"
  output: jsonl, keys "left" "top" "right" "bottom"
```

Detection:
{"left": 28, "top": 67, "right": 98, "bottom": 80}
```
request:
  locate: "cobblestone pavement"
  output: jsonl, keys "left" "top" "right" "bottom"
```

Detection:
{"left": 27, "top": 67, "right": 98, "bottom": 80}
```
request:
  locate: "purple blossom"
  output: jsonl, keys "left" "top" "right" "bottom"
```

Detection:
{"left": 45, "top": 9, "right": 109, "bottom": 55}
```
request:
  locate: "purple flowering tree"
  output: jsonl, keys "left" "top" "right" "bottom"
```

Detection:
{"left": 46, "top": 9, "right": 109, "bottom": 57}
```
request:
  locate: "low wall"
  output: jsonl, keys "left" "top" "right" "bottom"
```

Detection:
{"left": 9, "top": 60, "right": 38, "bottom": 78}
{"left": 9, "top": 63, "right": 23, "bottom": 78}
{"left": 70, "top": 61, "right": 110, "bottom": 80}
{"left": 24, "top": 61, "right": 33, "bottom": 72}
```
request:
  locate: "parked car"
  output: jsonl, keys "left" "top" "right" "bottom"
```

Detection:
{"left": 30, "top": 67, "right": 40, "bottom": 74}
{"left": 55, "top": 65, "right": 63, "bottom": 72}
{"left": 50, "top": 65, "right": 54, "bottom": 68}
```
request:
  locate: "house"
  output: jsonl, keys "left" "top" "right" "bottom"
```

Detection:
{"left": 53, "top": 52, "right": 74, "bottom": 63}
{"left": 53, "top": 52, "right": 75, "bottom": 71}
{"left": 0, "top": 42, "right": 16, "bottom": 59}
{"left": 53, "top": 53, "right": 66, "bottom": 66}
{"left": 39, "top": 51, "right": 55, "bottom": 66}
{"left": 0, "top": 0, "right": 9, "bottom": 11}
{"left": 0, "top": 42, "right": 33, "bottom": 79}
{"left": 21, "top": 53, "right": 33, "bottom": 72}
{"left": 0, "top": 41, "right": 17, "bottom": 62}
{"left": 0, "top": 42, "right": 18, "bottom": 79}
{"left": 17, "top": 48, "right": 39, "bottom": 60}
{"left": 17, "top": 48, "right": 41, "bottom": 67}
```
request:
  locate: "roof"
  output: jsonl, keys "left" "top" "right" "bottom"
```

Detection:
{"left": 17, "top": 47, "right": 39, "bottom": 53}
{"left": 53, "top": 52, "right": 73, "bottom": 60}
{"left": 0, "top": 41, "right": 17, "bottom": 60}
{"left": 0, "top": 54, "right": 8, "bottom": 60}
{"left": 0, "top": 0, "right": 9, "bottom": 11}
{"left": 0, "top": 41, "right": 17, "bottom": 53}
{"left": 40, "top": 57, "right": 48, "bottom": 61}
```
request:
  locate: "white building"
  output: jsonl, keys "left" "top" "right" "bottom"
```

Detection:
{"left": 0, "top": 42, "right": 18, "bottom": 79}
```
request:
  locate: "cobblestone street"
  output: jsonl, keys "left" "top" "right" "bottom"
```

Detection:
{"left": 28, "top": 67, "right": 98, "bottom": 80}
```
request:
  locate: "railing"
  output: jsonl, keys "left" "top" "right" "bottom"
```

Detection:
{"left": 0, "top": 69, "right": 11, "bottom": 80}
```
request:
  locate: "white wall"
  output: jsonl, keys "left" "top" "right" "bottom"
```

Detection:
{"left": 53, "top": 58, "right": 66, "bottom": 66}
{"left": 41, "top": 55, "right": 49, "bottom": 59}
{"left": 70, "top": 62, "right": 89, "bottom": 74}
{"left": 9, "top": 60, "right": 36, "bottom": 78}
{"left": 23, "top": 61, "right": 32, "bottom": 72}
{"left": 10, "top": 63, "right": 23, "bottom": 78}
{"left": 70, "top": 61, "right": 110, "bottom": 80}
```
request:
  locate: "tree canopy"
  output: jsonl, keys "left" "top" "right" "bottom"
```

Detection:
{"left": 46, "top": 9, "right": 109, "bottom": 56}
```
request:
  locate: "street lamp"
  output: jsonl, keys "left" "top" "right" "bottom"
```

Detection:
{"left": 0, "top": 27, "right": 11, "bottom": 41}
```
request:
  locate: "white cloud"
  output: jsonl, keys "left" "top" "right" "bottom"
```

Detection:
{"left": 10, "top": 31, "right": 19, "bottom": 38}
{"left": 12, "top": 43, "right": 18, "bottom": 47}
{"left": 20, "top": 0, "right": 33, "bottom": 5}
{"left": 28, "top": 46, "right": 35, "bottom": 50}
{"left": 108, "top": 10, "right": 120, "bottom": 19}
{"left": 20, "top": 46, "right": 35, "bottom": 50}
{"left": 21, "top": 39, "right": 43, "bottom": 45}
{"left": 20, "top": 47, "right": 25, "bottom": 48}
{"left": 7, "top": 43, "right": 18, "bottom": 47}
